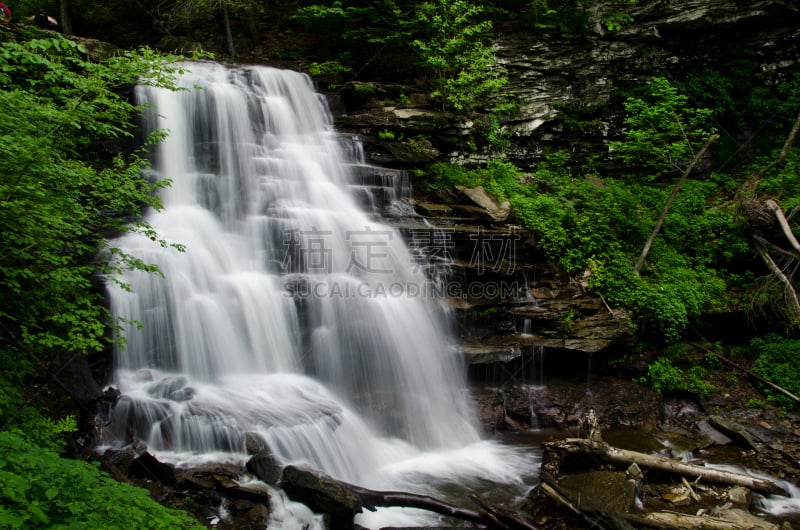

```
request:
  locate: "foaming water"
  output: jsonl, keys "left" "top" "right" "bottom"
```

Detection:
{"left": 106, "top": 61, "right": 536, "bottom": 526}
{"left": 704, "top": 463, "right": 800, "bottom": 517}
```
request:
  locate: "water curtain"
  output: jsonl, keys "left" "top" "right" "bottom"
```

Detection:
{"left": 106, "top": 63, "right": 482, "bottom": 485}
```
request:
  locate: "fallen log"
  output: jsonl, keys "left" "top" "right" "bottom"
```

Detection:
{"left": 354, "top": 486, "right": 540, "bottom": 530}
{"left": 279, "top": 464, "right": 539, "bottom": 530}
{"left": 618, "top": 509, "right": 780, "bottom": 530}
{"left": 542, "top": 436, "right": 788, "bottom": 496}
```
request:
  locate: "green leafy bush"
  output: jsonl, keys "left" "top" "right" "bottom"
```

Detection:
{"left": 609, "top": 77, "right": 717, "bottom": 179}
{"left": 0, "top": 432, "right": 201, "bottom": 529}
{"left": 638, "top": 357, "right": 683, "bottom": 394}
{"left": 409, "top": 0, "right": 508, "bottom": 112}
{"left": 511, "top": 194, "right": 571, "bottom": 259}
{"left": 638, "top": 356, "right": 716, "bottom": 397}
{"left": 0, "top": 34, "right": 202, "bottom": 529}
{"left": 751, "top": 335, "right": 800, "bottom": 410}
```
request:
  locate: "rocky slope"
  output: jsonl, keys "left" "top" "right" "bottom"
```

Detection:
{"left": 322, "top": 0, "right": 800, "bottom": 390}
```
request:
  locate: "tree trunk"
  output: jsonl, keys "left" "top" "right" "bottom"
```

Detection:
{"left": 619, "top": 510, "right": 780, "bottom": 530}
{"left": 59, "top": 0, "right": 72, "bottom": 36}
{"left": 765, "top": 199, "right": 800, "bottom": 255}
{"left": 542, "top": 437, "right": 787, "bottom": 496}
{"left": 222, "top": 1, "right": 235, "bottom": 58}
{"left": 279, "top": 464, "right": 539, "bottom": 530}
{"left": 352, "top": 487, "right": 538, "bottom": 530}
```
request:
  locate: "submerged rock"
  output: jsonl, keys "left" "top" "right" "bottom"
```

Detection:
{"left": 246, "top": 450, "right": 283, "bottom": 486}
{"left": 557, "top": 470, "right": 639, "bottom": 513}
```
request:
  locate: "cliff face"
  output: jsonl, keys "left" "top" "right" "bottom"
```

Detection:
{"left": 497, "top": 0, "right": 800, "bottom": 167}
{"left": 325, "top": 0, "right": 800, "bottom": 381}
{"left": 332, "top": 0, "right": 800, "bottom": 168}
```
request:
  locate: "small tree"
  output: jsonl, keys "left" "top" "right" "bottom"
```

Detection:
{"left": 0, "top": 36, "right": 188, "bottom": 364}
{"left": 609, "top": 77, "right": 718, "bottom": 272}
{"left": 610, "top": 77, "right": 716, "bottom": 179}
{"left": 0, "top": 32, "right": 203, "bottom": 527}
{"left": 409, "top": 0, "right": 508, "bottom": 112}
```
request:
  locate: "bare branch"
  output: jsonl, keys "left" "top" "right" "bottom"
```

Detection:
{"left": 635, "top": 134, "right": 719, "bottom": 273}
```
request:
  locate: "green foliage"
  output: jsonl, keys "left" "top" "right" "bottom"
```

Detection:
{"left": 609, "top": 77, "right": 717, "bottom": 179}
{"left": 517, "top": 0, "right": 588, "bottom": 34}
{"left": 637, "top": 356, "right": 716, "bottom": 397}
{"left": 293, "top": 0, "right": 512, "bottom": 140}
{"left": 292, "top": 0, "right": 414, "bottom": 73}
{"left": 422, "top": 158, "right": 523, "bottom": 195}
{"left": 409, "top": 0, "right": 508, "bottom": 112}
{"left": 755, "top": 149, "right": 800, "bottom": 200}
{"left": 638, "top": 356, "right": 683, "bottom": 394}
{"left": 307, "top": 59, "right": 353, "bottom": 76}
{"left": 508, "top": 0, "right": 637, "bottom": 35}
{"left": 529, "top": 0, "right": 557, "bottom": 28}
{"left": 422, "top": 122, "right": 740, "bottom": 344}
{"left": 745, "top": 398, "right": 765, "bottom": 409}
{"left": 751, "top": 334, "right": 800, "bottom": 410}
{"left": 600, "top": 11, "right": 633, "bottom": 32}
{"left": 0, "top": 36, "right": 188, "bottom": 358}
{"left": 423, "top": 161, "right": 480, "bottom": 190}
{"left": 352, "top": 81, "right": 376, "bottom": 94}
{"left": 0, "top": 431, "right": 201, "bottom": 528}
{"left": 512, "top": 194, "right": 571, "bottom": 259}
{"left": 683, "top": 63, "right": 800, "bottom": 161}
{"left": 0, "top": 34, "right": 203, "bottom": 528}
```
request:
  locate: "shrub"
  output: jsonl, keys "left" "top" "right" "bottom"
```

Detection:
{"left": 0, "top": 432, "right": 201, "bottom": 528}
{"left": 751, "top": 335, "right": 800, "bottom": 410}
{"left": 638, "top": 356, "right": 716, "bottom": 397}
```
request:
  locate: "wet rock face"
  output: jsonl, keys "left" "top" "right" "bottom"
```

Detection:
{"left": 330, "top": 0, "right": 800, "bottom": 169}
{"left": 98, "top": 448, "right": 273, "bottom": 530}
{"left": 496, "top": 0, "right": 800, "bottom": 167}
{"left": 324, "top": 1, "right": 800, "bottom": 398}
{"left": 472, "top": 376, "right": 661, "bottom": 433}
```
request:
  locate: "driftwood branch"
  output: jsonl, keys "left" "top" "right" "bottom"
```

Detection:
{"left": 765, "top": 199, "right": 800, "bottom": 255}
{"left": 618, "top": 510, "right": 780, "bottom": 530}
{"left": 753, "top": 234, "right": 800, "bottom": 261}
{"left": 735, "top": 110, "right": 800, "bottom": 326}
{"left": 635, "top": 134, "right": 719, "bottom": 273}
{"left": 754, "top": 240, "right": 800, "bottom": 323}
{"left": 538, "top": 413, "right": 788, "bottom": 530}
{"left": 542, "top": 436, "right": 787, "bottom": 497}
{"left": 550, "top": 437, "right": 785, "bottom": 494}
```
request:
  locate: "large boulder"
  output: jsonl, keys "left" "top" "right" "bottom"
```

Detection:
{"left": 454, "top": 185, "right": 511, "bottom": 222}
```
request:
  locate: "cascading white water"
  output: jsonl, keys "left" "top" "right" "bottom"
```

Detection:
{"left": 106, "top": 62, "right": 537, "bottom": 527}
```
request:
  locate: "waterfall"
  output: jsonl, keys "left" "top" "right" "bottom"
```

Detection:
{"left": 105, "top": 62, "right": 535, "bottom": 522}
